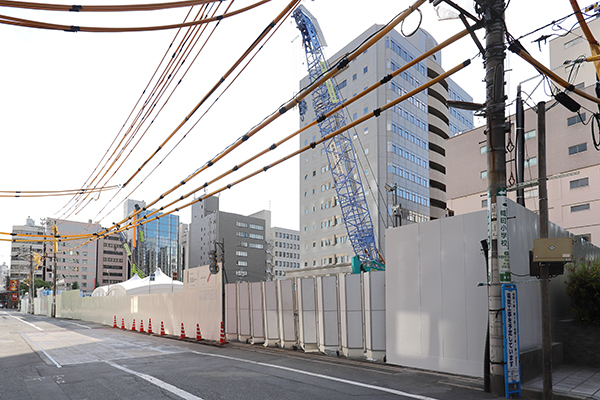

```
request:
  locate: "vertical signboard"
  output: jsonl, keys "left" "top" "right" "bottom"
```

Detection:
{"left": 497, "top": 188, "right": 511, "bottom": 282}
{"left": 502, "top": 284, "right": 521, "bottom": 398}
{"left": 9, "top": 279, "right": 19, "bottom": 292}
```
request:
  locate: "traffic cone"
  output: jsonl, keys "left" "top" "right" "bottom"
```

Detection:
{"left": 148, "top": 318, "right": 153, "bottom": 334}
{"left": 131, "top": 319, "right": 136, "bottom": 331}
{"left": 180, "top": 323, "right": 186, "bottom": 340}
{"left": 160, "top": 321, "right": 166, "bottom": 336}
{"left": 139, "top": 319, "right": 145, "bottom": 333}
{"left": 121, "top": 318, "right": 125, "bottom": 330}
{"left": 219, "top": 321, "right": 227, "bottom": 344}
{"left": 196, "top": 324, "right": 203, "bottom": 341}
{"left": 113, "top": 315, "right": 117, "bottom": 328}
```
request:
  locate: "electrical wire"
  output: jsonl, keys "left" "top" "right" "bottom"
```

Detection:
{"left": 0, "top": 0, "right": 270, "bottom": 33}
{"left": 0, "top": 0, "right": 218, "bottom": 12}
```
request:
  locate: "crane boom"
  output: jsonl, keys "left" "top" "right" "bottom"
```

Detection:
{"left": 293, "top": 6, "right": 381, "bottom": 267}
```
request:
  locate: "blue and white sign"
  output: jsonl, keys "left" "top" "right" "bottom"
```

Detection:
{"left": 502, "top": 284, "right": 521, "bottom": 398}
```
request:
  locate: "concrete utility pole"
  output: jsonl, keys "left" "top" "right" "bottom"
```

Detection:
{"left": 538, "top": 101, "right": 553, "bottom": 400}
{"left": 481, "top": 0, "right": 508, "bottom": 395}
{"left": 28, "top": 245, "right": 34, "bottom": 314}
{"left": 52, "top": 223, "right": 58, "bottom": 318}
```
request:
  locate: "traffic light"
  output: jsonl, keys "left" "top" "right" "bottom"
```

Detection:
{"left": 209, "top": 249, "right": 219, "bottom": 274}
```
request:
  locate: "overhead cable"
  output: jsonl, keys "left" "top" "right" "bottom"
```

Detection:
{"left": 0, "top": 0, "right": 219, "bottom": 12}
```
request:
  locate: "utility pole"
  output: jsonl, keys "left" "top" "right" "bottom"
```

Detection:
{"left": 52, "top": 222, "right": 58, "bottom": 318}
{"left": 515, "top": 85, "right": 525, "bottom": 206}
{"left": 538, "top": 101, "right": 553, "bottom": 400}
{"left": 480, "top": 0, "right": 508, "bottom": 395}
{"left": 28, "top": 244, "right": 34, "bottom": 314}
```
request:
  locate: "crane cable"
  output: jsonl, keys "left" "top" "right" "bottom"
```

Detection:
{"left": 62, "top": 2, "right": 226, "bottom": 218}
{"left": 92, "top": 1, "right": 296, "bottom": 223}
{"left": 0, "top": 0, "right": 270, "bottom": 33}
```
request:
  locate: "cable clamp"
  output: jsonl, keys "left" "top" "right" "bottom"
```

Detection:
{"left": 337, "top": 56, "right": 349, "bottom": 70}
{"left": 310, "top": 142, "right": 316, "bottom": 149}
{"left": 232, "top": 165, "right": 238, "bottom": 171}
{"left": 270, "top": 144, "right": 277, "bottom": 150}
{"left": 242, "top": 135, "right": 249, "bottom": 142}
{"left": 180, "top": 196, "right": 184, "bottom": 200}
{"left": 227, "top": 184, "right": 232, "bottom": 189}
{"left": 203, "top": 182, "right": 208, "bottom": 188}
{"left": 317, "top": 114, "right": 326, "bottom": 123}
{"left": 69, "top": 5, "right": 82, "bottom": 12}
{"left": 380, "top": 74, "right": 393, "bottom": 85}
{"left": 180, "top": 180, "right": 186, "bottom": 185}
{"left": 279, "top": 107, "right": 288, "bottom": 115}
{"left": 373, "top": 108, "right": 382, "bottom": 117}
{"left": 207, "top": 161, "right": 213, "bottom": 167}
{"left": 263, "top": 166, "right": 270, "bottom": 172}
{"left": 216, "top": 15, "right": 223, "bottom": 20}
{"left": 65, "top": 26, "right": 80, "bottom": 32}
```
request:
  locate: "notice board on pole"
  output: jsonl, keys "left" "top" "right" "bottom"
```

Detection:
{"left": 502, "top": 283, "right": 521, "bottom": 398}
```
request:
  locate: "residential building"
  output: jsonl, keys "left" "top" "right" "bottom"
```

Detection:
{"left": 45, "top": 219, "right": 101, "bottom": 294}
{"left": 299, "top": 24, "right": 473, "bottom": 268}
{"left": 446, "top": 84, "right": 600, "bottom": 247}
{"left": 96, "top": 233, "right": 128, "bottom": 286}
{"left": 123, "top": 199, "right": 179, "bottom": 277}
{"left": 0, "top": 262, "right": 9, "bottom": 291}
{"left": 10, "top": 217, "right": 45, "bottom": 282}
{"left": 189, "top": 196, "right": 267, "bottom": 282}
{"left": 248, "top": 210, "right": 300, "bottom": 279}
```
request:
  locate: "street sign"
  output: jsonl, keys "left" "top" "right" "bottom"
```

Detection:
{"left": 9, "top": 280, "right": 18, "bottom": 292}
{"left": 10, "top": 293, "right": 18, "bottom": 302}
{"left": 502, "top": 284, "right": 521, "bottom": 398}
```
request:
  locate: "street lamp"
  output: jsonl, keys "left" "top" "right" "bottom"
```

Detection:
{"left": 385, "top": 183, "right": 402, "bottom": 228}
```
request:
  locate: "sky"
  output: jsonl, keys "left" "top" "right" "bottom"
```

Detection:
{"left": 0, "top": 0, "right": 585, "bottom": 264}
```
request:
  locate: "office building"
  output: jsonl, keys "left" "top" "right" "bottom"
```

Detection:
{"left": 10, "top": 217, "right": 45, "bottom": 282}
{"left": 189, "top": 196, "right": 268, "bottom": 282}
{"left": 299, "top": 24, "right": 473, "bottom": 268}
{"left": 96, "top": 233, "right": 128, "bottom": 285}
{"left": 177, "top": 222, "right": 190, "bottom": 281}
{"left": 123, "top": 199, "right": 179, "bottom": 277}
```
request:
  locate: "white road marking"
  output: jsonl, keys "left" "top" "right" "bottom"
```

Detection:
{"left": 9, "top": 314, "right": 43, "bottom": 331}
{"left": 65, "top": 321, "right": 92, "bottom": 329}
{"left": 20, "top": 332, "right": 62, "bottom": 368}
{"left": 106, "top": 361, "right": 203, "bottom": 400}
{"left": 192, "top": 351, "right": 440, "bottom": 400}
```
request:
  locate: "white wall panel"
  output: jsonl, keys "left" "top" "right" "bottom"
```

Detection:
{"left": 250, "top": 282, "right": 264, "bottom": 343}
{"left": 263, "top": 281, "right": 279, "bottom": 342}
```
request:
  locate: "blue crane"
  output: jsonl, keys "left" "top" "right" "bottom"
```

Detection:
{"left": 293, "top": 5, "right": 383, "bottom": 269}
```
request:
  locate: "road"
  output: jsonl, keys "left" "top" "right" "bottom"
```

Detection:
{"left": 1, "top": 310, "right": 515, "bottom": 399}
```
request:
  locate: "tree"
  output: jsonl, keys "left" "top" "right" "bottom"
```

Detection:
{"left": 71, "top": 281, "right": 79, "bottom": 290}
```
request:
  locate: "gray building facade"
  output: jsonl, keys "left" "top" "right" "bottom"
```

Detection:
{"left": 190, "top": 196, "right": 267, "bottom": 282}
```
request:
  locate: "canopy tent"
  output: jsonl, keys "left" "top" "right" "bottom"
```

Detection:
{"left": 97, "top": 269, "right": 183, "bottom": 296}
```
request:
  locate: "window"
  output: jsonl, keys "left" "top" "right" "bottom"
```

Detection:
{"left": 569, "top": 142, "right": 587, "bottom": 155}
{"left": 364, "top": 127, "right": 369, "bottom": 135}
{"left": 237, "top": 242, "right": 248, "bottom": 247}
{"left": 236, "top": 231, "right": 248, "bottom": 238}
{"left": 249, "top": 233, "right": 263, "bottom": 240}
{"left": 524, "top": 157, "right": 537, "bottom": 167}
{"left": 524, "top": 130, "right": 536, "bottom": 140}
{"left": 249, "top": 243, "right": 263, "bottom": 249}
{"left": 481, "top": 170, "right": 488, "bottom": 179}
{"left": 571, "top": 203, "right": 590, "bottom": 212}
{"left": 353, "top": 112, "right": 357, "bottom": 120}
{"left": 481, "top": 199, "right": 488, "bottom": 208}
{"left": 567, "top": 113, "right": 586, "bottom": 126}
{"left": 363, "top": 66, "right": 368, "bottom": 74}
{"left": 352, "top": 73, "right": 357, "bottom": 81}
{"left": 249, "top": 224, "right": 263, "bottom": 230}
{"left": 364, "top": 106, "right": 368, "bottom": 115}
{"left": 236, "top": 221, "right": 248, "bottom": 228}
{"left": 236, "top": 261, "right": 248, "bottom": 266}
{"left": 480, "top": 146, "right": 487, "bottom": 154}
{"left": 337, "top": 79, "right": 347, "bottom": 90}
{"left": 312, "top": 170, "right": 316, "bottom": 176}
{"left": 236, "top": 251, "right": 247, "bottom": 257}
{"left": 570, "top": 177, "right": 589, "bottom": 189}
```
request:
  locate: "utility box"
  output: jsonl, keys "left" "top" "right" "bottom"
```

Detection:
{"left": 533, "top": 238, "right": 573, "bottom": 262}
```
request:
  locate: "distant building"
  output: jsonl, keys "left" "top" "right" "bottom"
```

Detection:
{"left": 95, "top": 233, "right": 128, "bottom": 286}
{"left": 10, "top": 217, "right": 45, "bottom": 283}
{"left": 189, "top": 196, "right": 267, "bottom": 282}
{"left": 46, "top": 218, "right": 101, "bottom": 294}
{"left": 247, "top": 210, "right": 301, "bottom": 280}
{"left": 123, "top": 199, "right": 179, "bottom": 277}
{"left": 0, "top": 262, "right": 9, "bottom": 290}
{"left": 177, "top": 223, "right": 190, "bottom": 281}
{"left": 299, "top": 24, "right": 473, "bottom": 268}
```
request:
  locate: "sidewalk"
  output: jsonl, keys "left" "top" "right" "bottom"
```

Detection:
{"left": 523, "top": 365, "right": 600, "bottom": 400}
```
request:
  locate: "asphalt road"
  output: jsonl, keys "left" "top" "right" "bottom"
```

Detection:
{"left": 0, "top": 310, "right": 516, "bottom": 400}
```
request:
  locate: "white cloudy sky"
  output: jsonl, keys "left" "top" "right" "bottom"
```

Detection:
{"left": 0, "top": 0, "right": 584, "bottom": 264}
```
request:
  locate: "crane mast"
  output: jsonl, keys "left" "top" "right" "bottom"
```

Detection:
{"left": 293, "top": 6, "right": 381, "bottom": 267}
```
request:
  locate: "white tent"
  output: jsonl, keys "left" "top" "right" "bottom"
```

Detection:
{"left": 91, "top": 285, "right": 109, "bottom": 297}
{"left": 104, "top": 269, "right": 183, "bottom": 296}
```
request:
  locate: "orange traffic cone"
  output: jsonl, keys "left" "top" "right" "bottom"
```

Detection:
{"left": 113, "top": 315, "right": 117, "bottom": 328}
{"left": 121, "top": 318, "right": 125, "bottom": 330}
{"left": 160, "top": 321, "right": 166, "bottom": 336}
{"left": 196, "top": 324, "right": 203, "bottom": 341}
{"left": 219, "top": 321, "right": 227, "bottom": 344}
{"left": 139, "top": 319, "right": 145, "bottom": 333}
{"left": 131, "top": 319, "right": 136, "bottom": 331}
{"left": 180, "top": 323, "right": 186, "bottom": 340}
{"left": 148, "top": 318, "right": 153, "bottom": 334}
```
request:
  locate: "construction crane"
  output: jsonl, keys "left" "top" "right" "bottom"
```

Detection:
{"left": 293, "top": 5, "right": 383, "bottom": 270}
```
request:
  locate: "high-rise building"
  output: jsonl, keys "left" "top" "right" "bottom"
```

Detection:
{"left": 45, "top": 218, "right": 101, "bottom": 294}
{"left": 10, "top": 217, "right": 45, "bottom": 282}
{"left": 299, "top": 24, "right": 473, "bottom": 268}
{"left": 189, "top": 196, "right": 268, "bottom": 282}
{"left": 123, "top": 199, "right": 179, "bottom": 277}
{"left": 177, "top": 222, "right": 190, "bottom": 281}
{"left": 96, "top": 233, "right": 128, "bottom": 286}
